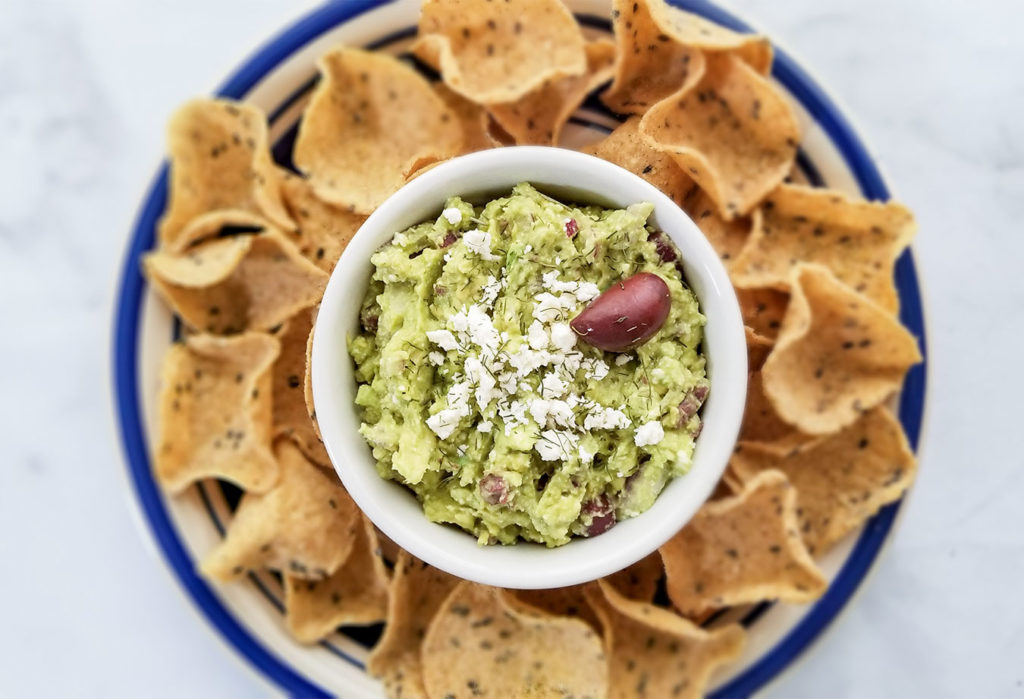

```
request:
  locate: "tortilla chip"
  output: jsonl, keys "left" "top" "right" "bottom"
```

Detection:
{"left": 731, "top": 407, "right": 916, "bottom": 555}
{"left": 273, "top": 310, "right": 330, "bottom": 467}
{"left": 660, "top": 470, "right": 826, "bottom": 616}
{"left": 640, "top": 52, "right": 799, "bottom": 220}
{"left": 422, "top": 582, "right": 607, "bottom": 698}
{"left": 510, "top": 562, "right": 663, "bottom": 632}
{"left": 602, "top": 0, "right": 770, "bottom": 115}
{"left": 293, "top": 47, "right": 461, "bottom": 214}
{"left": 582, "top": 117, "right": 693, "bottom": 207}
{"left": 367, "top": 552, "right": 461, "bottom": 698}
{"left": 585, "top": 581, "right": 745, "bottom": 699}
{"left": 159, "top": 99, "right": 293, "bottom": 250}
{"left": 762, "top": 264, "right": 922, "bottom": 434}
{"left": 731, "top": 185, "right": 917, "bottom": 312}
{"left": 607, "top": 551, "right": 664, "bottom": 603}
{"left": 739, "top": 371, "right": 815, "bottom": 452}
{"left": 416, "top": 0, "right": 587, "bottom": 104}
{"left": 284, "top": 514, "right": 389, "bottom": 642}
{"left": 745, "top": 326, "right": 774, "bottom": 372}
{"left": 144, "top": 228, "right": 328, "bottom": 335}
{"left": 513, "top": 585, "right": 600, "bottom": 631}
{"left": 434, "top": 83, "right": 501, "bottom": 155}
{"left": 154, "top": 332, "right": 279, "bottom": 493}
{"left": 200, "top": 439, "right": 360, "bottom": 581}
{"left": 280, "top": 174, "right": 367, "bottom": 272}
{"left": 373, "top": 528, "right": 403, "bottom": 568}
{"left": 681, "top": 185, "right": 752, "bottom": 264}
{"left": 303, "top": 306, "right": 322, "bottom": 440}
{"left": 164, "top": 209, "right": 269, "bottom": 253}
{"left": 736, "top": 286, "right": 789, "bottom": 340}
{"left": 487, "top": 39, "right": 616, "bottom": 146}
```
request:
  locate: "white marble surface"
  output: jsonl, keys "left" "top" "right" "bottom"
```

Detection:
{"left": 1, "top": 0, "right": 1021, "bottom": 696}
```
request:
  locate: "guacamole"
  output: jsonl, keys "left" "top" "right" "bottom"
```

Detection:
{"left": 348, "top": 183, "right": 707, "bottom": 546}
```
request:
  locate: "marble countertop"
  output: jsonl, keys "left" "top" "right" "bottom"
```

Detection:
{"left": 1, "top": 0, "right": 1021, "bottom": 696}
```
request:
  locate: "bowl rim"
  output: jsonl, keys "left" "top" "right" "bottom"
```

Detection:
{"left": 108, "top": 0, "right": 929, "bottom": 695}
{"left": 311, "top": 145, "right": 748, "bottom": 589}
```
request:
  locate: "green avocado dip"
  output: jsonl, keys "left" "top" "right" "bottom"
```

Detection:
{"left": 348, "top": 183, "right": 708, "bottom": 547}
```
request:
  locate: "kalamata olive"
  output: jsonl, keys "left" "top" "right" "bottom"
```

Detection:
{"left": 647, "top": 230, "right": 678, "bottom": 263}
{"left": 581, "top": 495, "right": 616, "bottom": 537}
{"left": 479, "top": 473, "right": 510, "bottom": 505}
{"left": 570, "top": 272, "right": 671, "bottom": 352}
{"left": 676, "top": 382, "right": 710, "bottom": 427}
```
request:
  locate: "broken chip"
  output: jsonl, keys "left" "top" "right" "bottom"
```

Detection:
{"left": 421, "top": 582, "right": 608, "bottom": 698}
{"left": 200, "top": 439, "right": 360, "bottom": 581}
{"left": 731, "top": 407, "right": 917, "bottom": 555}
{"left": 487, "top": 39, "right": 616, "bottom": 146}
{"left": 660, "top": 470, "right": 826, "bottom": 616}
{"left": 284, "top": 514, "right": 389, "bottom": 642}
{"left": 144, "top": 228, "right": 328, "bottom": 335}
{"left": 640, "top": 52, "right": 799, "bottom": 220}
{"left": 293, "top": 47, "right": 461, "bottom": 214}
{"left": 586, "top": 580, "right": 746, "bottom": 699}
{"left": 272, "top": 310, "right": 330, "bottom": 467}
{"left": 730, "top": 184, "right": 917, "bottom": 312}
{"left": 762, "top": 264, "right": 922, "bottom": 434}
{"left": 367, "top": 551, "right": 461, "bottom": 698}
{"left": 416, "top": 0, "right": 587, "bottom": 104}
{"left": 159, "top": 98, "right": 294, "bottom": 250}
{"left": 154, "top": 332, "right": 279, "bottom": 493}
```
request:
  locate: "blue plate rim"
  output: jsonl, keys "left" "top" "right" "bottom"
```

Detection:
{"left": 110, "top": 1, "right": 929, "bottom": 696}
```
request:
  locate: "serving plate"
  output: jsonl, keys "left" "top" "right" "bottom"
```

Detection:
{"left": 111, "top": 0, "right": 929, "bottom": 695}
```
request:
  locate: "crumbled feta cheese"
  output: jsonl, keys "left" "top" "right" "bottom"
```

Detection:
{"left": 562, "top": 351, "right": 583, "bottom": 374}
{"left": 446, "top": 381, "right": 471, "bottom": 410}
{"left": 426, "top": 329, "right": 459, "bottom": 352}
{"left": 480, "top": 275, "right": 501, "bottom": 306}
{"left": 441, "top": 207, "right": 463, "bottom": 225}
{"left": 549, "top": 322, "right": 576, "bottom": 352}
{"left": 528, "top": 398, "right": 550, "bottom": 427}
{"left": 583, "top": 406, "right": 630, "bottom": 431}
{"left": 535, "top": 429, "right": 577, "bottom": 462}
{"left": 614, "top": 353, "right": 632, "bottom": 366}
{"left": 578, "top": 445, "right": 594, "bottom": 464}
{"left": 507, "top": 347, "right": 551, "bottom": 377}
{"left": 426, "top": 408, "right": 463, "bottom": 440}
{"left": 463, "top": 229, "right": 499, "bottom": 260}
{"left": 546, "top": 399, "right": 575, "bottom": 428}
{"left": 533, "top": 292, "right": 577, "bottom": 323}
{"left": 428, "top": 351, "right": 445, "bottom": 365}
{"left": 540, "top": 372, "right": 567, "bottom": 399}
{"left": 465, "top": 357, "right": 500, "bottom": 410}
{"left": 575, "top": 282, "right": 600, "bottom": 302}
{"left": 477, "top": 420, "right": 493, "bottom": 433}
{"left": 527, "top": 320, "right": 548, "bottom": 350}
{"left": 583, "top": 358, "right": 610, "bottom": 381}
{"left": 634, "top": 421, "right": 665, "bottom": 447}
{"left": 524, "top": 244, "right": 533, "bottom": 253}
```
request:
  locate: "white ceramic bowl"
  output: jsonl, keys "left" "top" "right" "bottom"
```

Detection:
{"left": 312, "top": 146, "right": 747, "bottom": 589}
